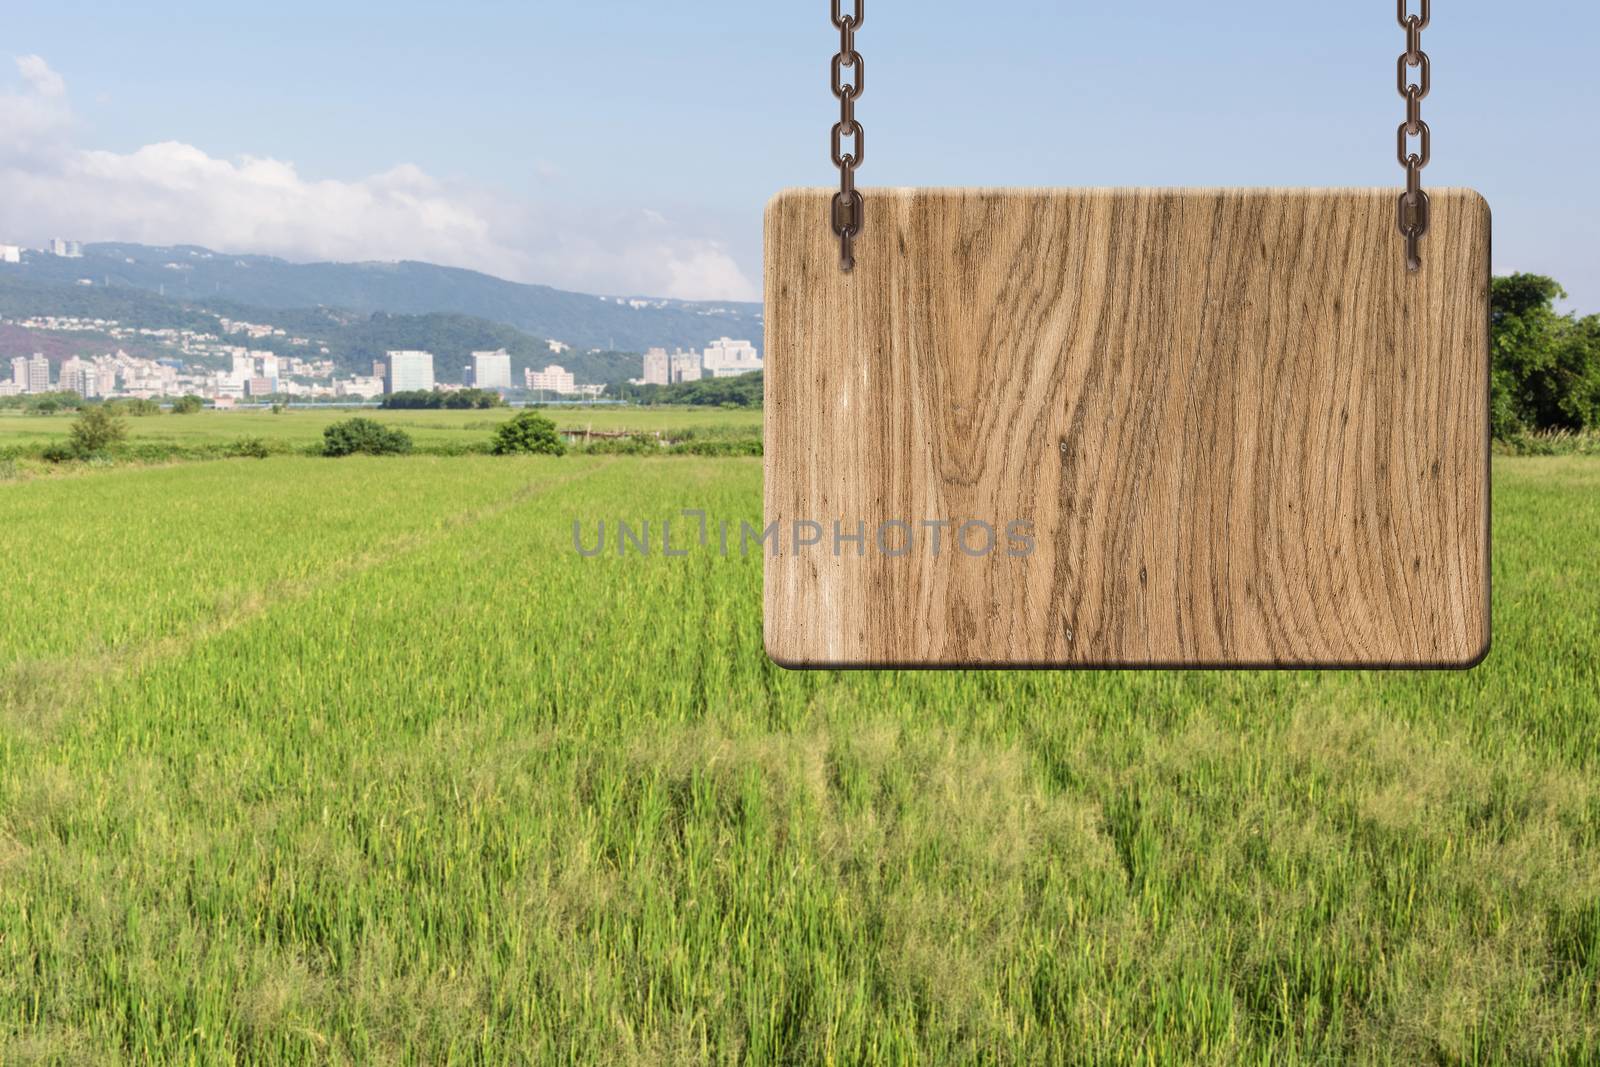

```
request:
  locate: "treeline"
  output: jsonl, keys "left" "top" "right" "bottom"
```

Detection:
{"left": 610, "top": 371, "right": 762, "bottom": 408}
{"left": 380, "top": 389, "right": 505, "bottom": 410}
{"left": 1492, "top": 275, "right": 1600, "bottom": 442}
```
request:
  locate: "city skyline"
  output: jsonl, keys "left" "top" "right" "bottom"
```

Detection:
{"left": 0, "top": 312, "right": 763, "bottom": 403}
{"left": 3, "top": 3, "right": 1597, "bottom": 310}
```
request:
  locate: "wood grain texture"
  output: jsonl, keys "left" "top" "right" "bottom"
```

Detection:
{"left": 764, "top": 188, "right": 1491, "bottom": 668}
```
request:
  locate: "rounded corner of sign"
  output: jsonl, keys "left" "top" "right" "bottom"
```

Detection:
{"left": 763, "top": 648, "right": 816, "bottom": 673}
{"left": 1457, "top": 187, "right": 1493, "bottom": 226}
{"left": 765, "top": 188, "right": 815, "bottom": 220}
{"left": 761, "top": 622, "right": 808, "bottom": 672}
{"left": 1454, "top": 629, "right": 1493, "bottom": 672}
{"left": 1420, "top": 629, "right": 1492, "bottom": 672}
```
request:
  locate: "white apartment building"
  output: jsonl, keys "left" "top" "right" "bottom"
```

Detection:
{"left": 386, "top": 350, "right": 436, "bottom": 394}
{"left": 336, "top": 376, "right": 385, "bottom": 399}
{"left": 642, "top": 348, "right": 671, "bottom": 387}
{"left": 525, "top": 364, "right": 577, "bottom": 395}
{"left": 670, "top": 350, "right": 702, "bottom": 384}
{"left": 10, "top": 357, "right": 26, "bottom": 389}
{"left": 472, "top": 349, "right": 513, "bottom": 390}
{"left": 24, "top": 354, "right": 51, "bottom": 394}
{"left": 0, "top": 244, "right": 21, "bottom": 264}
{"left": 703, "top": 337, "right": 763, "bottom": 378}
{"left": 59, "top": 358, "right": 97, "bottom": 398}
{"left": 47, "top": 238, "right": 83, "bottom": 258}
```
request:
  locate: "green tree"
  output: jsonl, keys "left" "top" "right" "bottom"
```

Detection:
{"left": 68, "top": 406, "right": 129, "bottom": 457}
{"left": 322, "top": 417, "right": 414, "bottom": 457}
{"left": 106, "top": 398, "right": 161, "bottom": 417}
{"left": 491, "top": 410, "right": 566, "bottom": 456}
{"left": 382, "top": 388, "right": 504, "bottom": 410}
{"left": 171, "top": 394, "right": 204, "bottom": 415}
{"left": 1491, "top": 274, "right": 1600, "bottom": 438}
{"left": 611, "top": 372, "right": 763, "bottom": 408}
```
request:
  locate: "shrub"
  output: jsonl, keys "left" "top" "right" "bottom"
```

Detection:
{"left": 171, "top": 395, "right": 204, "bottom": 415}
{"left": 229, "top": 437, "right": 272, "bottom": 459}
{"left": 107, "top": 398, "right": 161, "bottom": 417}
{"left": 67, "top": 406, "right": 129, "bottom": 457}
{"left": 322, "top": 417, "right": 414, "bottom": 457}
{"left": 491, "top": 410, "right": 566, "bottom": 456}
{"left": 669, "top": 437, "right": 762, "bottom": 457}
{"left": 581, "top": 434, "right": 656, "bottom": 455}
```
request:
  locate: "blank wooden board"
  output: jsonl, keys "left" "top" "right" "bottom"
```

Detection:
{"left": 764, "top": 188, "right": 1491, "bottom": 669}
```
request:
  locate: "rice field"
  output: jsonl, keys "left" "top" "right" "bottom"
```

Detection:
{"left": 0, "top": 449, "right": 1597, "bottom": 1064}
{"left": 0, "top": 406, "right": 762, "bottom": 454}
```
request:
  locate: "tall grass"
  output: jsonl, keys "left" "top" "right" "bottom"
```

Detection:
{"left": 0, "top": 456, "right": 1596, "bottom": 1064}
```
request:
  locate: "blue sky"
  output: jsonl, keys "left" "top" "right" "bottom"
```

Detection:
{"left": 4, "top": 0, "right": 1597, "bottom": 307}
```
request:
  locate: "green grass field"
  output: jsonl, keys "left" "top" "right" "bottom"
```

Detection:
{"left": 1, "top": 448, "right": 1597, "bottom": 1064}
{"left": 0, "top": 406, "right": 763, "bottom": 454}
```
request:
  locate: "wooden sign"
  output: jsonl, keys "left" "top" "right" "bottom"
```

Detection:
{"left": 764, "top": 188, "right": 1491, "bottom": 668}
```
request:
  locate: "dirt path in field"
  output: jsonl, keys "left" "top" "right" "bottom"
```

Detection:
{"left": 0, "top": 461, "right": 616, "bottom": 736}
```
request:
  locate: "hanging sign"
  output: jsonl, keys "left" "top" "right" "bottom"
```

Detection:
{"left": 763, "top": 2, "right": 1489, "bottom": 668}
{"left": 764, "top": 186, "right": 1490, "bottom": 668}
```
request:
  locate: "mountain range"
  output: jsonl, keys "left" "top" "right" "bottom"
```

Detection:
{"left": 0, "top": 242, "right": 763, "bottom": 355}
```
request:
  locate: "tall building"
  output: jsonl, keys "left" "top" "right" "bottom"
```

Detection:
{"left": 472, "top": 349, "right": 513, "bottom": 390}
{"left": 703, "top": 337, "right": 763, "bottom": 378}
{"left": 24, "top": 354, "right": 51, "bottom": 394}
{"left": 525, "top": 365, "right": 576, "bottom": 395}
{"left": 669, "top": 350, "right": 702, "bottom": 384}
{"left": 10, "top": 356, "right": 26, "bottom": 388}
{"left": 229, "top": 352, "right": 255, "bottom": 386}
{"left": 385, "top": 350, "right": 435, "bottom": 394}
{"left": 642, "top": 348, "right": 670, "bottom": 387}
{"left": 47, "top": 238, "right": 83, "bottom": 258}
{"left": 0, "top": 244, "right": 21, "bottom": 264}
{"left": 59, "top": 358, "right": 97, "bottom": 398}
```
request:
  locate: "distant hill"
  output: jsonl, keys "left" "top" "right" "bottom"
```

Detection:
{"left": 0, "top": 276, "right": 643, "bottom": 386}
{"left": 2, "top": 242, "right": 763, "bottom": 353}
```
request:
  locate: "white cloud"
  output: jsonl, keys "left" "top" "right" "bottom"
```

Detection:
{"left": 0, "top": 56, "right": 757, "bottom": 301}
{"left": 16, "top": 55, "right": 65, "bottom": 98}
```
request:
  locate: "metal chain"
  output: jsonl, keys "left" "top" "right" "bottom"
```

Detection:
{"left": 831, "top": 0, "right": 864, "bottom": 272}
{"left": 1397, "top": 0, "right": 1431, "bottom": 272}
{"left": 822, "top": 3, "right": 1428, "bottom": 274}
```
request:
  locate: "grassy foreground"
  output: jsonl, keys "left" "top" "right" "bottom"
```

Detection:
{"left": 0, "top": 455, "right": 1597, "bottom": 1064}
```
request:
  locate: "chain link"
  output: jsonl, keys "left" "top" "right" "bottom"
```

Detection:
{"left": 1396, "top": 0, "right": 1431, "bottom": 272}
{"left": 831, "top": 0, "right": 864, "bottom": 271}
{"left": 823, "top": 3, "right": 1429, "bottom": 273}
